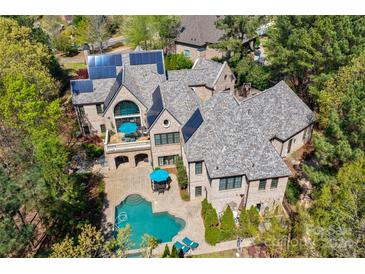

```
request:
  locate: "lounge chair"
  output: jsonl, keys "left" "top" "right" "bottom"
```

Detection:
{"left": 174, "top": 241, "right": 190, "bottom": 254}
{"left": 182, "top": 237, "right": 199, "bottom": 249}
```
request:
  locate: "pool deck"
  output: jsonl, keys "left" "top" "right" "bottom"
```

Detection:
{"left": 102, "top": 163, "right": 253, "bottom": 256}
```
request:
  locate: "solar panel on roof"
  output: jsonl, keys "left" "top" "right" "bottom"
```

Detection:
{"left": 129, "top": 51, "right": 165, "bottom": 75}
{"left": 147, "top": 86, "right": 164, "bottom": 127}
{"left": 71, "top": 80, "right": 93, "bottom": 94}
{"left": 88, "top": 54, "right": 122, "bottom": 67}
{"left": 89, "top": 66, "right": 116, "bottom": 79}
{"left": 182, "top": 109, "right": 203, "bottom": 142}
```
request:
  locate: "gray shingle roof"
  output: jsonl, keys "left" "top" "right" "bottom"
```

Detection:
{"left": 123, "top": 64, "right": 166, "bottom": 108}
{"left": 168, "top": 58, "right": 224, "bottom": 89}
{"left": 176, "top": 16, "right": 225, "bottom": 46}
{"left": 185, "top": 81, "right": 315, "bottom": 180}
{"left": 72, "top": 78, "right": 116, "bottom": 105}
{"left": 159, "top": 80, "right": 201, "bottom": 125}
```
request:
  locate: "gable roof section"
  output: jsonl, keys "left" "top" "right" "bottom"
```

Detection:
{"left": 72, "top": 78, "right": 116, "bottom": 105}
{"left": 176, "top": 16, "right": 225, "bottom": 46}
{"left": 185, "top": 82, "right": 315, "bottom": 180}
{"left": 168, "top": 58, "right": 224, "bottom": 89}
{"left": 240, "top": 81, "right": 316, "bottom": 141}
{"left": 159, "top": 80, "right": 201, "bottom": 125}
{"left": 122, "top": 64, "right": 166, "bottom": 109}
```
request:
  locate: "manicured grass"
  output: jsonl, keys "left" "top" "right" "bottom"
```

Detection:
{"left": 63, "top": 62, "right": 86, "bottom": 70}
{"left": 192, "top": 249, "right": 238, "bottom": 258}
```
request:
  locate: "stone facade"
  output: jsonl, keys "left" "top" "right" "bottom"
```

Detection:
{"left": 149, "top": 110, "right": 182, "bottom": 168}
{"left": 271, "top": 124, "right": 313, "bottom": 157}
{"left": 176, "top": 43, "right": 224, "bottom": 62}
{"left": 103, "top": 86, "right": 148, "bottom": 133}
{"left": 105, "top": 149, "right": 151, "bottom": 169}
{"left": 245, "top": 177, "right": 288, "bottom": 213}
{"left": 187, "top": 124, "right": 313, "bottom": 214}
{"left": 213, "top": 63, "right": 235, "bottom": 92}
{"left": 78, "top": 104, "right": 105, "bottom": 135}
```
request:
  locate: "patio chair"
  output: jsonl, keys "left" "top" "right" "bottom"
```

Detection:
{"left": 182, "top": 237, "right": 199, "bottom": 249}
{"left": 174, "top": 241, "right": 190, "bottom": 255}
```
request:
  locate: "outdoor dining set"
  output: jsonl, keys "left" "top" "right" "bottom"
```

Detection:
{"left": 149, "top": 169, "right": 171, "bottom": 194}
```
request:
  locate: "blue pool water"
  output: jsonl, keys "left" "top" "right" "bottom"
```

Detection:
{"left": 115, "top": 194, "right": 185, "bottom": 248}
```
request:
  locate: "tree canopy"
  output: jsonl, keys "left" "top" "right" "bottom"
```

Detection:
{"left": 267, "top": 16, "right": 365, "bottom": 104}
{"left": 122, "top": 16, "right": 180, "bottom": 51}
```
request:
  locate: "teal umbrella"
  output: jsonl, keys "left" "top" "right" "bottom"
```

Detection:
{"left": 149, "top": 169, "right": 169, "bottom": 183}
{"left": 118, "top": 122, "right": 138, "bottom": 134}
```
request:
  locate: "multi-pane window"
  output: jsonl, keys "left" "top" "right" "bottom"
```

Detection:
{"left": 219, "top": 176, "right": 242, "bottom": 191}
{"left": 158, "top": 155, "right": 178, "bottom": 166}
{"left": 195, "top": 186, "right": 202, "bottom": 197}
{"left": 154, "top": 132, "right": 180, "bottom": 145}
{"left": 195, "top": 162, "right": 203, "bottom": 175}
{"left": 96, "top": 104, "right": 103, "bottom": 114}
{"left": 270, "top": 178, "right": 278, "bottom": 189}
{"left": 258, "top": 179, "right": 267, "bottom": 190}
{"left": 100, "top": 124, "right": 106, "bottom": 133}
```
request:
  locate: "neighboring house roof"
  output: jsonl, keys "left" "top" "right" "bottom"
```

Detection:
{"left": 168, "top": 58, "right": 225, "bottom": 89}
{"left": 159, "top": 80, "right": 201, "bottom": 125}
{"left": 176, "top": 16, "right": 225, "bottom": 47}
{"left": 184, "top": 81, "right": 315, "bottom": 180}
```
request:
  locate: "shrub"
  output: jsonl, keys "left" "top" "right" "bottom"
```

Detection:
{"left": 220, "top": 206, "right": 236, "bottom": 240}
{"left": 82, "top": 143, "right": 104, "bottom": 159}
{"left": 239, "top": 206, "right": 260, "bottom": 237}
{"left": 164, "top": 53, "right": 193, "bottom": 70}
{"left": 201, "top": 199, "right": 220, "bottom": 245}
{"left": 170, "top": 245, "right": 179, "bottom": 258}
{"left": 176, "top": 156, "right": 188, "bottom": 189}
{"left": 204, "top": 226, "right": 221, "bottom": 246}
{"left": 161, "top": 244, "right": 170, "bottom": 258}
{"left": 285, "top": 178, "right": 302, "bottom": 204}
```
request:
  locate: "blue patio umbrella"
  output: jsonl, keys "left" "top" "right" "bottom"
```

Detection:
{"left": 118, "top": 122, "right": 138, "bottom": 134}
{"left": 149, "top": 169, "right": 170, "bottom": 183}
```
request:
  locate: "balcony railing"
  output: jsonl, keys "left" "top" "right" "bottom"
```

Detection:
{"left": 104, "top": 129, "right": 151, "bottom": 153}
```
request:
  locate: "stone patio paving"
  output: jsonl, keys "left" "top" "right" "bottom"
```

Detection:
{"left": 102, "top": 163, "right": 253, "bottom": 256}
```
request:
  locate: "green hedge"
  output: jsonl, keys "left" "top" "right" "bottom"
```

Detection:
{"left": 220, "top": 206, "right": 236, "bottom": 241}
{"left": 176, "top": 156, "right": 188, "bottom": 189}
{"left": 201, "top": 199, "right": 236, "bottom": 245}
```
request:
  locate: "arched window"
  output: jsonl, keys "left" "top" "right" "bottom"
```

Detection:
{"left": 114, "top": 100, "right": 142, "bottom": 132}
{"left": 114, "top": 100, "right": 140, "bottom": 117}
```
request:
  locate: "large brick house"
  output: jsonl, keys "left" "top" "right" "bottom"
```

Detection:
{"left": 71, "top": 49, "right": 315, "bottom": 214}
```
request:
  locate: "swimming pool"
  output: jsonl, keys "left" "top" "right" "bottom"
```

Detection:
{"left": 115, "top": 194, "right": 185, "bottom": 248}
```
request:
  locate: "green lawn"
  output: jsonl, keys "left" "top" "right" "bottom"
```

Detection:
{"left": 191, "top": 249, "right": 238, "bottom": 258}
{"left": 62, "top": 62, "right": 87, "bottom": 76}
{"left": 63, "top": 62, "right": 86, "bottom": 70}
